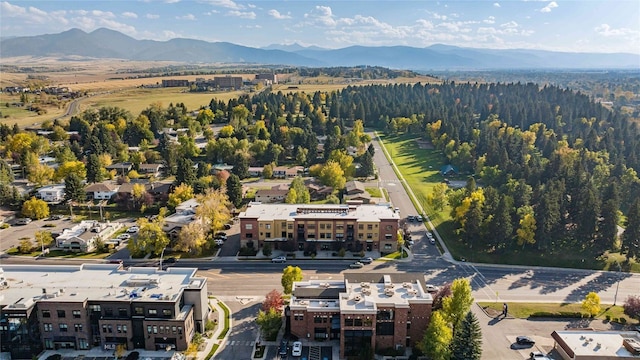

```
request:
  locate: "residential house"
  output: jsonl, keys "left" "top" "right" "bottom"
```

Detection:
{"left": 55, "top": 220, "right": 122, "bottom": 252}
{"left": 344, "top": 192, "right": 372, "bottom": 204}
{"left": 106, "top": 163, "right": 133, "bottom": 177}
{"left": 272, "top": 166, "right": 304, "bottom": 179}
{"left": 305, "top": 179, "right": 333, "bottom": 201}
{"left": 163, "top": 198, "right": 201, "bottom": 240}
{"left": 36, "top": 184, "right": 66, "bottom": 203}
{"left": 0, "top": 264, "right": 209, "bottom": 359}
{"left": 85, "top": 183, "right": 120, "bottom": 201}
{"left": 255, "top": 184, "right": 289, "bottom": 203}
{"left": 344, "top": 180, "right": 366, "bottom": 196}
{"left": 239, "top": 203, "right": 400, "bottom": 253}
{"left": 440, "top": 164, "right": 458, "bottom": 176}
{"left": 248, "top": 166, "right": 264, "bottom": 177}
{"left": 138, "top": 163, "right": 164, "bottom": 177}
{"left": 147, "top": 181, "right": 173, "bottom": 203}
{"left": 290, "top": 273, "right": 433, "bottom": 359}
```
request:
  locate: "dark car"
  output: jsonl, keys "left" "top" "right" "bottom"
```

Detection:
{"left": 279, "top": 340, "right": 288, "bottom": 355}
{"left": 516, "top": 336, "right": 535, "bottom": 345}
{"left": 164, "top": 257, "right": 177, "bottom": 264}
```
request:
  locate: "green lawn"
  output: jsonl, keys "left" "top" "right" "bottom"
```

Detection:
{"left": 365, "top": 187, "right": 382, "bottom": 198}
{"left": 478, "top": 302, "right": 636, "bottom": 324}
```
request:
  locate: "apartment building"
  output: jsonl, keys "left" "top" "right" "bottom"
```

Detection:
{"left": 289, "top": 273, "right": 433, "bottom": 358}
{"left": 238, "top": 203, "right": 400, "bottom": 254}
{"left": 0, "top": 264, "right": 209, "bottom": 359}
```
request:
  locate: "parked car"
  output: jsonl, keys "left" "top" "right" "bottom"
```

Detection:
{"left": 164, "top": 257, "right": 177, "bottom": 264}
{"left": 416, "top": 215, "right": 423, "bottom": 222}
{"left": 117, "top": 233, "right": 131, "bottom": 240}
{"left": 529, "top": 351, "right": 552, "bottom": 360}
{"left": 516, "top": 336, "right": 536, "bottom": 345}
{"left": 279, "top": 340, "right": 288, "bottom": 355}
{"left": 429, "top": 238, "right": 436, "bottom": 245}
{"left": 407, "top": 239, "right": 414, "bottom": 246}
{"left": 359, "top": 257, "right": 373, "bottom": 264}
{"left": 292, "top": 341, "right": 302, "bottom": 357}
{"left": 425, "top": 284, "right": 439, "bottom": 293}
{"left": 214, "top": 239, "right": 224, "bottom": 246}
{"left": 15, "top": 218, "right": 32, "bottom": 225}
{"left": 426, "top": 231, "right": 433, "bottom": 239}
{"left": 215, "top": 234, "right": 227, "bottom": 241}
{"left": 46, "top": 215, "right": 63, "bottom": 221}
{"left": 349, "top": 262, "right": 364, "bottom": 269}
{"left": 271, "top": 256, "right": 287, "bottom": 263}
{"left": 407, "top": 215, "right": 415, "bottom": 222}
{"left": 127, "top": 226, "right": 139, "bottom": 233}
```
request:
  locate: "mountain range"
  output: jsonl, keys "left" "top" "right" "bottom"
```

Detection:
{"left": 2, "top": 28, "right": 638, "bottom": 70}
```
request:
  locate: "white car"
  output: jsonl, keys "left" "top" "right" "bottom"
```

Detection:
{"left": 425, "top": 284, "right": 439, "bottom": 293}
{"left": 127, "top": 226, "right": 139, "bottom": 233}
{"left": 291, "top": 341, "right": 302, "bottom": 357}
{"left": 214, "top": 239, "right": 224, "bottom": 246}
{"left": 117, "top": 233, "right": 131, "bottom": 240}
{"left": 271, "top": 256, "right": 286, "bottom": 263}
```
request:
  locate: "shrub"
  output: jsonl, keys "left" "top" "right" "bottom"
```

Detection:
{"left": 125, "top": 352, "right": 139, "bottom": 360}
{"left": 239, "top": 246, "right": 258, "bottom": 256}
{"left": 46, "top": 355, "right": 61, "bottom": 360}
{"left": 619, "top": 317, "right": 627, "bottom": 324}
{"left": 262, "top": 243, "right": 272, "bottom": 257}
{"left": 0, "top": 223, "right": 9, "bottom": 229}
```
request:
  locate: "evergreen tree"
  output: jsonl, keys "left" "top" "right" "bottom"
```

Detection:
{"left": 451, "top": 311, "right": 482, "bottom": 360}
{"left": 86, "top": 154, "right": 102, "bottom": 183}
{"left": 0, "top": 159, "right": 14, "bottom": 183}
{"left": 175, "top": 158, "right": 196, "bottom": 187}
{"left": 64, "top": 173, "right": 85, "bottom": 202}
{"left": 623, "top": 198, "right": 640, "bottom": 261}
{"left": 226, "top": 174, "right": 243, "bottom": 208}
{"left": 359, "top": 150, "right": 375, "bottom": 178}
{"left": 600, "top": 182, "right": 621, "bottom": 251}
{"left": 233, "top": 154, "right": 249, "bottom": 179}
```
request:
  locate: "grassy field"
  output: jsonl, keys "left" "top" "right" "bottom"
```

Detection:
{"left": 377, "top": 133, "right": 640, "bottom": 271}
{"left": 478, "top": 302, "right": 636, "bottom": 324}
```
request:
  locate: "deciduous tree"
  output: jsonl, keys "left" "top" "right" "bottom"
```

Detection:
{"left": 168, "top": 183, "right": 194, "bottom": 210}
{"left": 623, "top": 295, "right": 640, "bottom": 321}
{"left": 581, "top": 292, "right": 601, "bottom": 317}
{"left": 417, "top": 310, "right": 452, "bottom": 360}
{"left": 262, "top": 289, "right": 284, "bottom": 312}
{"left": 176, "top": 221, "right": 206, "bottom": 255}
{"left": 319, "top": 161, "right": 346, "bottom": 190}
{"left": 281, "top": 266, "right": 303, "bottom": 294}
{"left": 442, "top": 278, "right": 474, "bottom": 331}
{"left": 22, "top": 197, "right": 49, "bottom": 219}
{"left": 256, "top": 308, "right": 282, "bottom": 341}
{"left": 195, "top": 188, "right": 232, "bottom": 238}
{"left": 127, "top": 212, "right": 170, "bottom": 257}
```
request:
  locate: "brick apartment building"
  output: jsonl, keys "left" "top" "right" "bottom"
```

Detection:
{"left": 289, "top": 273, "right": 433, "bottom": 358}
{"left": 238, "top": 203, "right": 400, "bottom": 254}
{"left": 0, "top": 264, "right": 209, "bottom": 359}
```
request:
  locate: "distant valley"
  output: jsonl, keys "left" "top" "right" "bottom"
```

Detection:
{"left": 1, "top": 28, "right": 638, "bottom": 70}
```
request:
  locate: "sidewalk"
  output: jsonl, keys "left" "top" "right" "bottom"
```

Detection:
{"left": 194, "top": 298, "right": 230, "bottom": 360}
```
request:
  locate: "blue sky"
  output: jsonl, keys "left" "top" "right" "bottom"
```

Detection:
{"left": 1, "top": 0, "right": 639, "bottom": 53}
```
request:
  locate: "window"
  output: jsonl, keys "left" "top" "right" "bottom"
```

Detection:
{"left": 57, "top": 310, "right": 66, "bottom": 318}
{"left": 320, "top": 233, "right": 326, "bottom": 239}
{"left": 320, "top": 224, "right": 325, "bottom": 229}
{"left": 358, "top": 224, "right": 364, "bottom": 230}
{"left": 245, "top": 233, "right": 253, "bottom": 238}
{"left": 314, "top": 316, "right": 322, "bottom": 323}
{"left": 104, "top": 308, "right": 113, "bottom": 317}
{"left": 265, "top": 224, "right": 271, "bottom": 229}
{"left": 358, "top": 233, "right": 363, "bottom": 239}
{"left": 178, "top": 326, "right": 183, "bottom": 334}
{"left": 172, "top": 326, "right": 177, "bottom": 334}
{"left": 354, "top": 319, "right": 363, "bottom": 326}
{"left": 385, "top": 225, "right": 393, "bottom": 230}
{"left": 245, "top": 224, "right": 253, "bottom": 230}
{"left": 326, "top": 224, "right": 331, "bottom": 229}
{"left": 367, "top": 224, "right": 373, "bottom": 230}
{"left": 59, "top": 323, "right": 68, "bottom": 332}
{"left": 117, "top": 325, "right": 122, "bottom": 333}
{"left": 344, "top": 319, "right": 354, "bottom": 326}
{"left": 307, "top": 233, "right": 315, "bottom": 239}
{"left": 281, "top": 222, "right": 287, "bottom": 228}
{"left": 118, "top": 308, "right": 127, "bottom": 317}
{"left": 42, "top": 310, "right": 51, "bottom": 318}
{"left": 308, "top": 224, "right": 315, "bottom": 230}
{"left": 384, "top": 244, "right": 392, "bottom": 250}
{"left": 163, "top": 309, "right": 172, "bottom": 317}
{"left": 288, "top": 224, "right": 293, "bottom": 229}
{"left": 123, "top": 325, "right": 127, "bottom": 333}
{"left": 294, "top": 314, "right": 304, "bottom": 321}
{"left": 148, "top": 309, "right": 157, "bottom": 316}
{"left": 73, "top": 310, "right": 81, "bottom": 318}
{"left": 367, "top": 233, "right": 373, "bottom": 239}
{"left": 43, "top": 323, "right": 52, "bottom": 332}
{"left": 376, "top": 322, "right": 394, "bottom": 335}
{"left": 75, "top": 324, "right": 83, "bottom": 332}
{"left": 406, "top": 322, "right": 411, "bottom": 330}
{"left": 153, "top": 325, "right": 158, "bottom": 334}
{"left": 108, "top": 325, "right": 113, "bottom": 333}
{"left": 265, "top": 232, "right": 271, "bottom": 238}
{"left": 103, "top": 325, "right": 108, "bottom": 333}
{"left": 78, "top": 338, "right": 88, "bottom": 350}
{"left": 89, "top": 305, "right": 101, "bottom": 312}
{"left": 134, "top": 307, "right": 144, "bottom": 315}
{"left": 45, "top": 339, "right": 54, "bottom": 349}
{"left": 147, "top": 325, "right": 152, "bottom": 334}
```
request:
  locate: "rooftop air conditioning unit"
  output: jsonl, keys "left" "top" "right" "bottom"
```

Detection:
{"left": 354, "top": 295, "right": 361, "bottom": 301}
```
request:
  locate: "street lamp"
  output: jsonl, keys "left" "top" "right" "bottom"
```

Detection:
{"left": 159, "top": 247, "right": 167, "bottom": 270}
{"left": 613, "top": 262, "right": 622, "bottom": 306}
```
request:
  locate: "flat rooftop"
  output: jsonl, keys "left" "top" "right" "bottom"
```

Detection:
{"left": 240, "top": 203, "right": 399, "bottom": 222}
{"left": 0, "top": 264, "right": 205, "bottom": 310}
{"left": 552, "top": 330, "right": 640, "bottom": 358}
{"left": 340, "top": 275, "right": 432, "bottom": 313}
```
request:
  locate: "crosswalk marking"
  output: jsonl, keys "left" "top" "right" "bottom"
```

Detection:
{"left": 222, "top": 340, "right": 254, "bottom": 346}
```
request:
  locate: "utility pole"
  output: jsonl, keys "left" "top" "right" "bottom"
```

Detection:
{"left": 613, "top": 262, "right": 622, "bottom": 306}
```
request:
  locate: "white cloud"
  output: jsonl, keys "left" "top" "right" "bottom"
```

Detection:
{"left": 0, "top": 1, "right": 27, "bottom": 16}
{"left": 483, "top": 16, "right": 496, "bottom": 24}
{"left": 268, "top": 9, "right": 291, "bottom": 20}
{"left": 540, "top": 1, "right": 558, "bottom": 13}
{"left": 121, "top": 12, "right": 138, "bottom": 19}
{"left": 304, "top": 6, "right": 337, "bottom": 27}
{"left": 226, "top": 10, "right": 256, "bottom": 19}
{"left": 146, "top": 13, "right": 159, "bottom": 19}
{"left": 595, "top": 24, "right": 639, "bottom": 37}
{"left": 176, "top": 13, "right": 196, "bottom": 20}
{"left": 500, "top": 21, "right": 518, "bottom": 28}
{"left": 90, "top": 10, "right": 115, "bottom": 18}
{"left": 202, "top": 0, "right": 243, "bottom": 10}
{"left": 164, "top": 0, "right": 180, "bottom": 3}
{"left": 162, "top": 30, "right": 180, "bottom": 39}
{"left": 493, "top": 3, "right": 501, "bottom": 8}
